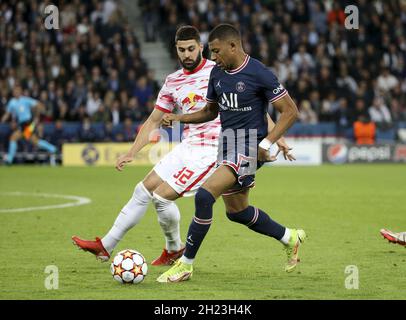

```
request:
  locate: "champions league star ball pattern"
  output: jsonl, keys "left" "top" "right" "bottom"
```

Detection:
{"left": 110, "top": 249, "right": 148, "bottom": 284}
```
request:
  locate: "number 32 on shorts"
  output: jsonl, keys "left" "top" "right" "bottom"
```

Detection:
{"left": 173, "top": 167, "right": 195, "bottom": 186}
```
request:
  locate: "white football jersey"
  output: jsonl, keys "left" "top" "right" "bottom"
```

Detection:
{"left": 155, "top": 59, "right": 221, "bottom": 147}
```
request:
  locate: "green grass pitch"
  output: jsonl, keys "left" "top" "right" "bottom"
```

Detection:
{"left": 0, "top": 164, "right": 405, "bottom": 300}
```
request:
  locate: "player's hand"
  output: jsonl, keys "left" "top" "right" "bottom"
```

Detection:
{"left": 161, "top": 114, "right": 181, "bottom": 127}
{"left": 115, "top": 153, "right": 134, "bottom": 171}
{"left": 276, "top": 140, "right": 296, "bottom": 161}
{"left": 258, "top": 147, "right": 277, "bottom": 162}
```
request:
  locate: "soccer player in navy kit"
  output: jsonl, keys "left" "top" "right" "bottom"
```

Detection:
{"left": 158, "top": 24, "right": 306, "bottom": 282}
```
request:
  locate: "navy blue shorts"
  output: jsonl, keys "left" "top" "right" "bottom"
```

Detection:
{"left": 217, "top": 131, "right": 265, "bottom": 195}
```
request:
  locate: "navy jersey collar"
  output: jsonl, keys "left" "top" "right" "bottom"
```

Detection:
{"left": 225, "top": 55, "right": 250, "bottom": 74}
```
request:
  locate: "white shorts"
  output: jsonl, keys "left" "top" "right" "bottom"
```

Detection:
{"left": 153, "top": 143, "right": 218, "bottom": 197}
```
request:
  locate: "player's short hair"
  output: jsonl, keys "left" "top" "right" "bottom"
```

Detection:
{"left": 208, "top": 24, "right": 241, "bottom": 43}
{"left": 175, "top": 25, "right": 201, "bottom": 43}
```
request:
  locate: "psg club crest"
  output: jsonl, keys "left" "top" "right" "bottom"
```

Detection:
{"left": 236, "top": 81, "right": 246, "bottom": 92}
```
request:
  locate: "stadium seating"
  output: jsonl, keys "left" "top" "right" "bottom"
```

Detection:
{"left": 376, "top": 128, "right": 397, "bottom": 144}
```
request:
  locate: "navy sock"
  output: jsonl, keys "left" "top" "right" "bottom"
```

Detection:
{"left": 183, "top": 188, "right": 216, "bottom": 260}
{"left": 227, "top": 206, "right": 286, "bottom": 240}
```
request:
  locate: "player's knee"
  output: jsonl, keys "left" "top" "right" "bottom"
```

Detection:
{"left": 152, "top": 192, "right": 172, "bottom": 210}
{"left": 121, "top": 182, "right": 151, "bottom": 216}
{"left": 194, "top": 188, "right": 216, "bottom": 220}
{"left": 132, "top": 182, "right": 152, "bottom": 204}
{"left": 195, "top": 188, "right": 215, "bottom": 209}
{"left": 152, "top": 192, "right": 180, "bottom": 224}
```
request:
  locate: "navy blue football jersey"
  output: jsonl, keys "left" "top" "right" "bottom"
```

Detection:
{"left": 206, "top": 55, "right": 287, "bottom": 140}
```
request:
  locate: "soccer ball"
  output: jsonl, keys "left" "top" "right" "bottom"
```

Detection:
{"left": 110, "top": 249, "right": 148, "bottom": 284}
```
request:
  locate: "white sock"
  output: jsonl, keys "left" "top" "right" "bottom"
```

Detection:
{"left": 280, "top": 228, "right": 291, "bottom": 245}
{"left": 180, "top": 255, "right": 194, "bottom": 265}
{"left": 152, "top": 192, "right": 182, "bottom": 252}
{"left": 102, "top": 182, "right": 152, "bottom": 253}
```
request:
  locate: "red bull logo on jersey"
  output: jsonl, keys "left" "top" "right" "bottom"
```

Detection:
{"left": 181, "top": 93, "right": 205, "bottom": 111}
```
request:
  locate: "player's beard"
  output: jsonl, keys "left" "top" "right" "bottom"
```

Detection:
{"left": 180, "top": 54, "right": 202, "bottom": 72}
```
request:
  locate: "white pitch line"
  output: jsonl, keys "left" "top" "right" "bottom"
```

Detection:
{"left": 0, "top": 192, "right": 91, "bottom": 213}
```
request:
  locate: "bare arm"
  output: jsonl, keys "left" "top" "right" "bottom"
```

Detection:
{"left": 267, "top": 113, "right": 289, "bottom": 146}
{"left": 266, "top": 113, "right": 295, "bottom": 161}
{"left": 263, "top": 95, "right": 298, "bottom": 144}
{"left": 116, "top": 108, "right": 165, "bottom": 171}
{"left": 161, "top": 101, "right": 219, "bottom": 126}
{"left": 128, "top": 108, "right": 165, "bottom": 157}
{"left": 258, "top": 95, "right": 298, "bottom": 162}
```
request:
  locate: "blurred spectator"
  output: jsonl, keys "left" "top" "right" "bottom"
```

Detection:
{"left": 103, "top": 121, "right": 115, "bottom": 142}
{"left": 298, "top": 100, "right": 318, "bottom": 124}
{"left": 352, "top": 98, "right": 369, "bottom": 123}
{"left": 122, "top": 97, "right": 144, "bottom": 122}
{"left": 133, "top": 76, "right": 153, "bottom": 109}
{"left": 86, "top": 90, "right": 102, "bottom": 117}
{"left": 92, "top": 104, "right": 110, "bottom": 123}
{"left": 334, "top": 98, "right": 352, "bottom": 136}
{"left": 79, "top": 117, "right": 96, "bottom": 142}
{"left": 369, "top": 97, "right": 393, "bottom": 129}
{"left": 377, "top": 68, "right": 400, "bottom": 94}
{"left": 109, "top": 99, "right": 122, "bottom": 126}
{"left": 327, "top": 1, "right": 346, "bottom": 26}
{"left": 353, "top": 115, "right": 376, "bottom": 145}
{"left": 140, "top": 0, "right": 160, "bottom": 42}
{"left": 310, "top": 2, "right": 328, "bottom": 35}
{"left": 107, "top": 69, "right": 120, "bottom": 93}
{"left": 120, "top": 117, "right": 136, "bottom": 142}
{"left": 292, "top": 45, "right": 315, "bottom": 74}
{"left": 390, "top": 98, "right": 406, "bottom": 122}
{"left": 50, "top": 120, "right": 67, "bottom": 149}
{"left": 319, "top": 92, "right": 339, "bottom": 122}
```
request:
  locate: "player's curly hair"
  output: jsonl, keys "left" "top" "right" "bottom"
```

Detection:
{"left": 175, "top": 25, "right": 201, "bottom": 43}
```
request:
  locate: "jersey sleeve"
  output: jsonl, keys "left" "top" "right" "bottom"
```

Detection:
{"left": 205, "top": 70, "right": 218, "bottom": 103}
{"left": 24, "top": 97, "right": 38, "bottom": 108}
{"left": 21, "top": 97, "right": 38, "bottom": 108}
{"left": 154, "top": 78, "right": 175, "bottom": 113}
{"left": 258, "top": 66, "right": 288, "bottom": 103}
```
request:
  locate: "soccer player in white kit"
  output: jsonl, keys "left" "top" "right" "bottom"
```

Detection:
{"left": 72, "top": 26, "right": 221, "bottom": 265}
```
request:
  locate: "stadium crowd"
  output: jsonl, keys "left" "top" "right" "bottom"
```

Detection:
{"left": 0, "top": 0, "right": 160, "bottom": 152}
{"left": 1, "top": 0, "right": 406, "bottom": 155}
{"left": 148, "top": 0, "right": 406, "bottom": 133}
